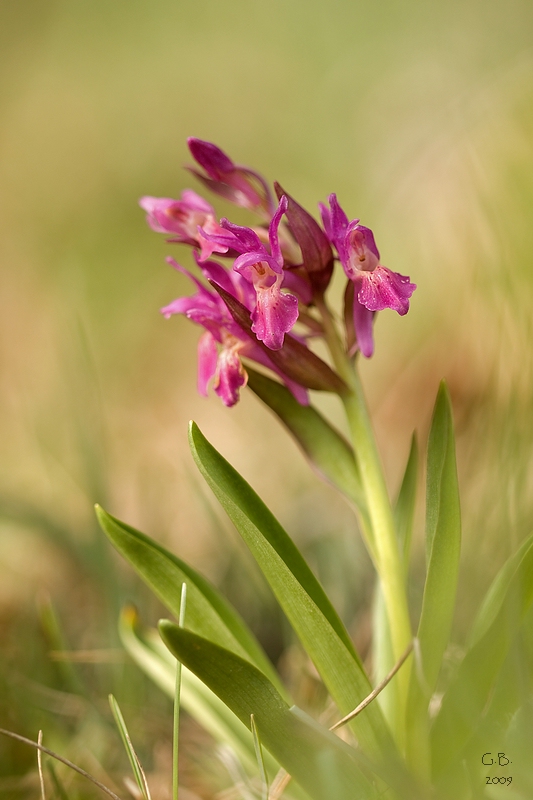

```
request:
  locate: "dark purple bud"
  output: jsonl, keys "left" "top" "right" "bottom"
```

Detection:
{"left": 274, "top": 183, "right": 334, "bottom": 296}
{"left": 188, "top": 138, "right": 235, "bottom": 179}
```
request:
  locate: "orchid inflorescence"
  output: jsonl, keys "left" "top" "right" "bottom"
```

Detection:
{"left": 141, "top": 138, "right": 416, "bottom": 407}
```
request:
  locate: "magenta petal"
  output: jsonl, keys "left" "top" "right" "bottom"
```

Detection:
{"left": 357, "top": 266, "right": 416, "bottom": 315}
{"left": 196, "top": 257, "right": 236, "bottom": 297}
{"left": 160, "top": 296, "right": 199, "bottom": 319}
{"left": 251, "top": 285, "right": 299, "bottom": 350}
{"left": 220, "top": 219, "right": 264, "bottom": 253}
{"left": 328, "top": 194, "right": 350, "bottom": 241}
{"left": 267, "top": 195, "right": 288, "bottom": 265}
{"left": 139, "top": 196, "right": 177, "bottom": 233}
{"left": 214, "top": 348, "right": 247, "bottom": 407}
{"left": 197, "top": 331, "right": 218, "bottom": 396}
{"left": 353, "top": 300, "right": 375, "bottom": 358}
{"left": 180, "top": 189, "right": 214, "bottom": 213}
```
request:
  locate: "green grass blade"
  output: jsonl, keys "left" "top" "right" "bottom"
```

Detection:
{"left": 246, "top": 368, "right": 366, "bottom": 513}
{"left": 173, "top": 582, "right": 186, "bottom": 800}
{"left": 109, "top": 694, "right": 151, "bottom": 800}
{"left": 250, "top": 714, "right": 268, "bottom": 800}
{"left": 95, "top": 505, "right": 284, "bottom": 696}
{"left": 38, "top": 595, "right": 87, "bottom": 697}
{"left": 188, "top": 421, "right": 392, "bottom": 755}
{"left": 119, "top": 607, "right": 278, "bottom": 777}
{"left": 406, "top": 383, "right": 461, "bottom": 776}
{"left": 430, "top": 534, "right": 533, "bottom": 779}
{"left": 394, "top": 433, "right": 418, "bottom": 570}
{"left": 159, "top": 622, "right": 377, "bottom": 800}
{"left": 469, "top": 533, "right": 533, "bottom": 647}
{"left": 46, "top": 762, "right": 70, "bottom": 800}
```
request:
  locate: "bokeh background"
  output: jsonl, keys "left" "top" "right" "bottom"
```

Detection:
{"left": 1, "top": 0, "right": 533, "bottom": 796}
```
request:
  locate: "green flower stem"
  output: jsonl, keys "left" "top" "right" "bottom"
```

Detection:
{"left": 342, "top": 378, "right": 412, "bottom": 726}
{"left": 316, "top": 296, "right": 412, "bottom": 746}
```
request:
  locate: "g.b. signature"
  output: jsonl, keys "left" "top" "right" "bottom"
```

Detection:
{"left": 482, "top": 752, "right": 512, "bottom": 787}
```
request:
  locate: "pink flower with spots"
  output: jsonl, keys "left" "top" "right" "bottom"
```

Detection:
{"left": 320, "top": 193, "right": 416, "bottom": 357}
{"left": 139, "top": 190, "right": 229, "bottom": 262}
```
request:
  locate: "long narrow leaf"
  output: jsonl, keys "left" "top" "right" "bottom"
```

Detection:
{"left": 159, "top": 622, "right": 376, "bottom": 800}
{"left": 468, "top": 533, "right": 533, "bottom": 647}
{"left": 109, "top": 694, "right": 151, "bottom": 800}
{"left": 96, "top": 505, "right": 284, "bottom": 696}
{"left": 415, "top": 383, "right": 461, "bottom": 692}
{"left": 394, "top": 434, "right": 418, "bottom": 570}
{"left": 188, "top": 421, "right": 393, "bottom": 756}
{"left": 406, "top": 384, "right": 460, "bottom": 774}
{"left": 431, "top": 533, "right": 533, "bottom": 779}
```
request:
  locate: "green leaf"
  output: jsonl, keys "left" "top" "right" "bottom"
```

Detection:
{"left": 394, "top": 434, "right": 418, "bottom": 570}
{"left": 246, "top": 369, "right": 365, "bottom": 513}
{"left": 95, "top": 505, "right": 284, "bottom": 696}
{"left": 119, "top": 607, "right": 278, "bottom": 777}
{"left": 159, "top": 622, "right": 376, "bottom": 800}
{"left": 469, "top": 533, "right": 533, "bottom": 647}
{"left": 188, "top": 421, "right": 392, "bottom": 756}
{"left": 109, "top": 694, "right": 152, "bottom": 800}
{"left": 417, "top": 383, "right": 461, "bottom": 692}
{"left": 405, "top": 384, "right": 460, "bottom": 775}
{"left": 431, "top": 534, "right": 533, "bottom": 779}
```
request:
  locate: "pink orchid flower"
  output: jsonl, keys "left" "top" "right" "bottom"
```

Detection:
{"left": 139, "top": 190, "right": 229, "bottom": 262}
{"left": 320, "top": 194, "right": 416, "bottom": 357}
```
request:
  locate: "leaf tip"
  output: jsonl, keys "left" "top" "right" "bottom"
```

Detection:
{"left": 94, "top": 503, "right": 109, "bottom": 529}
{"left": 158, "top": 618, "right": 175, "bottom": 638}
{"left": 188, "top": 420, "right": 201, "bottom": 449}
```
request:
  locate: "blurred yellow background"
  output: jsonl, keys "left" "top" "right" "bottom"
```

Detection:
{"left": 1, "top": 0, "right": 533, "bottom": 793}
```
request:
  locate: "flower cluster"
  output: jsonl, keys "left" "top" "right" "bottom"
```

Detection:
{"left": 141, "top": 139, "right": 416, "bottom": 406}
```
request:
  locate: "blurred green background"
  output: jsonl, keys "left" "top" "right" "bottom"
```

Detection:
{"left": 1, "top": 0, "right": 533, "bottom": 796}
